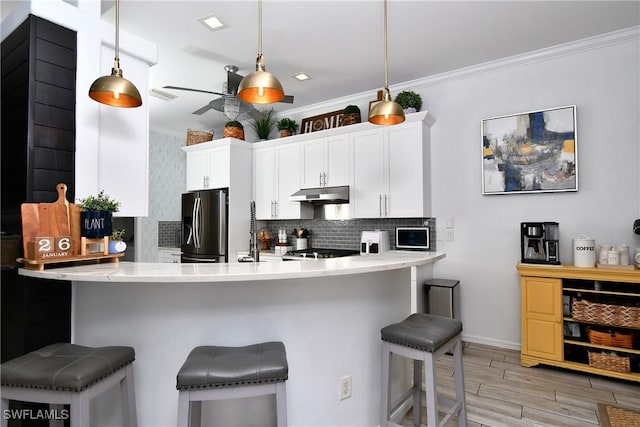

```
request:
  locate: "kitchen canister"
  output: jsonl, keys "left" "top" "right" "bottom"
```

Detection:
{"left": 573, "top": 234, "right": 596, "bottom": 267}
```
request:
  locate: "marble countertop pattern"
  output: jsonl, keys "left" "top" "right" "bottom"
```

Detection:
{"left": 19, "top": 251, "right": 445, "bottom": 283}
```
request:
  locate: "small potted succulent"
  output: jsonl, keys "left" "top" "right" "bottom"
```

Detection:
{"left": 249, "top": 109, "right": 276, "bottom": 141}
{"left": 109, "top": 228, "right": 127, "bottom": 254}
{"left": 342, "top": 105, "right": 361, "bottom": 126}
{"left": 277, "top": 118, "right": 299, "bottom": 137}
{"left": 223, "top": 120, "right": 245, "bottom": 140}
{"left": 78, "top": 190, "right": 120, "bottom": 238}
{"left": 394, "top": 90, "right": 422, "bottom": 114}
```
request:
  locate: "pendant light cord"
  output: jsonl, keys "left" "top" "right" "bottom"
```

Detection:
{"left": 383, "top": 0, "right": 388, "bottom": 89}
{"left": 258, "top": 0, "right": 263, "bottom": 56}
{"left": 114, "top": 0, "right": 120, "bottom": 62}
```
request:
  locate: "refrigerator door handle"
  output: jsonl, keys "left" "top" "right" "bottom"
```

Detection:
{"left": 185, "top": 225, "right": 193, "bottom": 245}
{"left": 194, "top": 196, "right": 201, "bottom": 249}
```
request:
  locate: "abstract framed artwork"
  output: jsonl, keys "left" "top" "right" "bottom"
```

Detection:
{"left": 481, "top": 105, "right": 577, "bottom": 195}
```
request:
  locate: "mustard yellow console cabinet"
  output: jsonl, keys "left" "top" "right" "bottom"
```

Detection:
{"left": 517, "top": 263, "right": 640, "bottom": 382}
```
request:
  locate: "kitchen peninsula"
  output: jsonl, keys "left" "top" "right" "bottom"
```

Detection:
{"left": 20, "top": 251, "right": 444, "bottom": 427}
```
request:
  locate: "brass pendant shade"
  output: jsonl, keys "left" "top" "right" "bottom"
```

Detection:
{"left": 238, "top": 0, "right": 285, "bottom": 104}
{"left": 368, "top": 0, "right": 404, "bottom": 125}
{"left": 89, "top": 0, "right": 142, "bottom": 108}
{"left": 369, "top": 87, "right": 405, "bottom": 125}
{"left": 238, "top": 54, "right": 284, "bottom": 104}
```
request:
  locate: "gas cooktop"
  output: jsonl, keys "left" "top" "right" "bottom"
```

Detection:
{"left": 282, "top": 248, "right": 360, "bottom": 260}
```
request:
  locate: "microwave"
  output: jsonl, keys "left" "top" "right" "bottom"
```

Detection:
{"left": 395, "top": 227, "right": 430, "bottom": 250}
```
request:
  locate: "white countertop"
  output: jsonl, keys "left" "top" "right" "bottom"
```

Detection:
{"left": 19, "top": 251, "right": 445, "bottom": 283}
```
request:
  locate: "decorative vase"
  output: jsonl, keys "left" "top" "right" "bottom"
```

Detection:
{"left": 403, "top": 107, "right": 417, "bottom": 114}
{"left": 81, "top": 211, "right": 113, "bottom": 238}
{"left": 108, "top": 240, "right": 127, "bottom": 254}
{"left": 223, "top": 126, "right": 244, "bottom": 140}
{"left": 280, "top": 130, "right": 293, "bottom": 138}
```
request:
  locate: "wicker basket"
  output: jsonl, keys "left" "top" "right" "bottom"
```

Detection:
{"left": 186, "top": 129, "right": 214, "bottom": 146}
{"left": 588, "top": 351, "right": 631, "bottom": 373}
{"left": 586, "top": 328, "right": 633, "bottom": 349}
{"left": 572, "top": 299, "right": 640, "bottom": 328}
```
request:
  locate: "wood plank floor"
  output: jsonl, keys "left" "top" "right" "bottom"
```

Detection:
{"left": 400, "top": 342, "right": 640, "bottom": 427}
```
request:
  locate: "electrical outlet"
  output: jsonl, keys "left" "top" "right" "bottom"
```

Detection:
{"left": 339, "top": 375, "right": 352, "bottom": 400}
{"left": 446, "top": 230, "right": 455, "bottom": 241}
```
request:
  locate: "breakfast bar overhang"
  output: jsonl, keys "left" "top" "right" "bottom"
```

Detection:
{"left": 19, "top": 251, "right": 445, "bottom": 427}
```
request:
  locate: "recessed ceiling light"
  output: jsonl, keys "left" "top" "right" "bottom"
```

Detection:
{"left": 198, "top": 14, "right": 226, "bottom": 32}
{"left": 292, "top": 72, "right": 311, "bottom": 81}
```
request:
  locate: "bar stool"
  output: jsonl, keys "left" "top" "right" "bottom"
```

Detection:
{"left": 1, "top": 343, "right": 137, "bottom": 427}
{"left": 380, "top": 313, "right": 466, "bottom": 427}
{"left": 176, "top": 341, "right": 288, "bottom": 427}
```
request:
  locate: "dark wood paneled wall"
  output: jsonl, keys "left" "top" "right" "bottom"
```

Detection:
{"left": 1, "top": 14, "right": 76, "bottom": 365}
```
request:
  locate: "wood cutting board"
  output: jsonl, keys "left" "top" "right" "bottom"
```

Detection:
{"left": 21, "top": 183, "right": 75, "bottom": 256}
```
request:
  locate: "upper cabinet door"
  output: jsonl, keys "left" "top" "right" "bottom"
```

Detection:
{"left": 301, "top": 139, "right": 325, "bottom": 188}
{"left": 253, "top": 146, "right": 276, "bottom": 220}
{"left": 386, "top": 121, "right": 426, "bottom": 218}
{"left": 352, "top": 129, "right": 386, "bottom": 218}
{"left": 275, "top": 143, "right": 303, "bottom": 219}
{"left": 185, "top": 151, "right": 210, "bottom": 191}
{"left": 325, "top": 134, "right": 351, "bottom": 187}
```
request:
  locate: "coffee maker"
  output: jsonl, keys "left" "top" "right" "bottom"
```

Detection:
{"left": 521, "top": 222, "right": 560, "bottom": 265}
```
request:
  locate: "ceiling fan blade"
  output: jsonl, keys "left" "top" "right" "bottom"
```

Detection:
{"left": 164, "top": 85, "right": 225, "bottom": 96}
{"left": 280, "top": 95, "right": 294, "bottom": 104}
{"left": 192, "top": 104, "right": 213, "bottom": 115}
{"left": 247, "top": 108, "right": 265, "bottom": 121}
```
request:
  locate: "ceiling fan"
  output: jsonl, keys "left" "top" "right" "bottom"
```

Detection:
{"left": 163, "top": 65, "right": 294, "bottom": 121}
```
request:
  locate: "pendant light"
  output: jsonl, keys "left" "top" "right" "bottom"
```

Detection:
{"left": 237, "top": 0, "right": 285, "bottom": 104}
{"left": 89, "top": 0, "right": 142, "bottom": 108}
{"left": 368, "top": 0, "right": 405, "bottom": 125}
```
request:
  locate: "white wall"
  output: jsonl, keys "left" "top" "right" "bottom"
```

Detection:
{"left": 425, "top": 31, "right": 640, "bottom": 348}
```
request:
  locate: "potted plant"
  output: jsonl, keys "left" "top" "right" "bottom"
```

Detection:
{"left": 249, "top": 109, "right": 275, "bottom": 141}
{"left": 394, "top": 90, "right": 422, "bottom": 114}
{"left": 223, "top": 120, "right": 245, "bottom": 140}
{"left": 342, "top": 105, "right": 361, "bottom": 126}
{"left": 277, "top": 117, "right": 299, "bottom": 137}
{"left": 78, "top": 190, "right": 120, "bottom": 238}
{"left": 109, "top": 228, "right": 127, "bottom": 254}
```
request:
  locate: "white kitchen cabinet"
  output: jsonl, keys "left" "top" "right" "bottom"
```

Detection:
{"left": 301, "top": 134, "right": 351, "bottom": 188}
{"left": 185, "top": 145, "right": 229, "bottom": 191}
{"left": 253, "top": 143, "right": 312, "bottom": 220}
{"left": 352, "top": 115, "right": 433, "bottom": 218}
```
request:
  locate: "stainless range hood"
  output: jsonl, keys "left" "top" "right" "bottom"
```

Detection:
{"left": 290, "top": 186, "right": 349, "bottom": 204}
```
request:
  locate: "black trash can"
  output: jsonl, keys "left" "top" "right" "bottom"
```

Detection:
{"left": 424, "top": 279, "right": 460, "bottom": 320}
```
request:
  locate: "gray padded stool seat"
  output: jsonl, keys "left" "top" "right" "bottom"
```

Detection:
{"left": 176, "top": 341, "right": 288, "bottom": 427}
{"left": 1, "top": 343, "right": 137, "bottom": 427}
{"left": 380, "top": 313, "right": 466, "bottom": 427}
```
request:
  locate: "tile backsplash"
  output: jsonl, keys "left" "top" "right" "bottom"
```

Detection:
{"left": 258, "top": 217, "right": 436, "bottom": 251}
{"left": 159, "top": 221, "right": 181, "bottom": 247}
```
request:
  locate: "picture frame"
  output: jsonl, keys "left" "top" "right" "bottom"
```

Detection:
{"left": 481, "top": 105, "right": 577, "bottom": 195}
{"left": 368, "top": 90, "right": 383, "bottom": 113}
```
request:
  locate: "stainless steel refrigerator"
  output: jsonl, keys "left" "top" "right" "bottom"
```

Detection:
{"left": 181, "top": 188, "right": 228, "bottom": 263}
